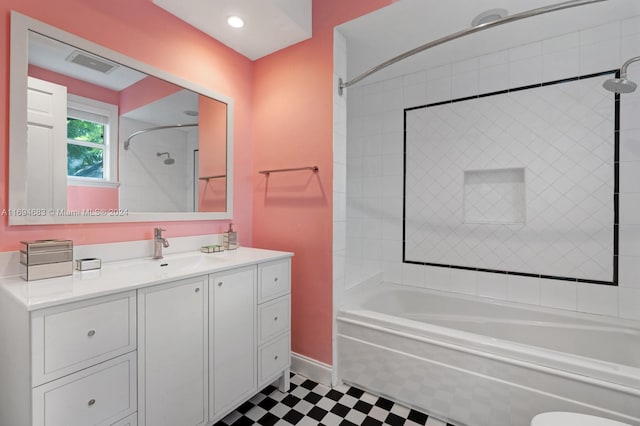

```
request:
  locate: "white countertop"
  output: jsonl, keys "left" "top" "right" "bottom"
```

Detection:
{"left": 0, "top": 247, "right": 292, "bottom": 311}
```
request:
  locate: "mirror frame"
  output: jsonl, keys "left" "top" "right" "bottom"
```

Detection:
{"left": 9, "top": 11, "right": 234, "bottom": 225}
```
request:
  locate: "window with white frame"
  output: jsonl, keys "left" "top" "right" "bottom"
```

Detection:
{"left": 66, "top": 94, "right": 118, "bottom": 186}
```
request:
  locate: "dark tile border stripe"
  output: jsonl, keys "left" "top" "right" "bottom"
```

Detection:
{"left": 403, "top": 70, "right": 619, "bottom": 287}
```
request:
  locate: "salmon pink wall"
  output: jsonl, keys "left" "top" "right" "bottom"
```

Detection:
{"left": 1, "top": 0, "right": 253, "bottom": 251}
{"left": 252, "top": 0, "right": 393, "bottom": 365}
{"left": 67, "top": 186, "right": 119, "bottom": 210}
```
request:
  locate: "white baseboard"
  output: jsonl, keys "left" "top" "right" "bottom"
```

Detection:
{"left": 290, "top": 352, "right": 333, "bottom": 387}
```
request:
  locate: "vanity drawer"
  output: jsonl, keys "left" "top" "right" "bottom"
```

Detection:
{"left": 110, "top": 412, "right": 137, "bottom": 426}
{"left": 32, "top": 291, "right": 137, "bottom": 386}
{"left": 258, "top": 333, "right": 290, "bottom": 386}
{"left": 258, "top": 259, "right": 290, "bottom": 303}
{"left": 32, "top": 351, "right": 137, "bottom": 426}
{"left": 258, "top": 296, "right": 290, "bottom": 344}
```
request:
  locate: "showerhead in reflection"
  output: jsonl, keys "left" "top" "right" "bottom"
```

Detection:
{"left": 156, "top": 152, "right": 175, "bottom": 165}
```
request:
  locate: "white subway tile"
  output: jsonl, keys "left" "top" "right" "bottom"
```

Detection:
{"left": 618, "top": 287, "right": 640, "bottom": 320}
{"left": 404, "top": 71, "right": 427, "bottom": 87}
{"left": 403, "top": 83, "right": 428, "bottom": 109}
{"left": 619, "top": 162, "right": 640, "bottom": 193}
{"left": 426, "top": 76, "right": 452, "bottom": 104}
{"left": 507, "top": 275, "right": 541, "bottom": 305}
{"left": 451, "top": 70, "right": 479, "bottom": 99}
{"left": 622, "top": 33, "right": 640, "bottom": 60}
{"left": 382, "top": 154, "right": 403, "bottom": 177}
{"left": 619, "top": 225, "right": 640, "bottom": 256}
{"left": 450, "top": 269, "right": 477, "bottom": 295}
{"left": 618, "top": 255, "right": 640, "bottom": 288}
{"left": 333, "top": 253, "right": 346, "bottom": 283}
{"left": 477, "top": 272, "right": 507, "bottom": 300}
{"left": 424, "top": 265, "right": 450, "bottom": 292}
{"left": 620, "top": 129, "right": 640, "bottom": 162}
{"left": 509, "top": 42, "right": 542, "bottom": 62}
{"left": 542, "top": 48, "right": 579, "bottom": 82}
{"left": 622, "top": 15, "right": 640, "bottom": 37}
{"left": 480, "top": 49, "right": 508, "bottom": 68}
{"left": 620, "top": 193, "right": 640, "bottom": 225}
{"left": 479, "top": 63, "right": 508, "bottom": 94}
{"left": 383, "top": 260, "right": 403, "bottom": 284}
{"left": 509, "top": 56, "right": 542, "bottom": 89}
{"left": 540, "top": 279, "right": 577, "bottom": 311}
{"left": 427, "top": 64, "right": 451, "bottom": 81}
{"left": 620, "top": 99, "right": 640, "bottom": 131}
{"left": 382, "top": 110, "right": 403, "bottom": 135}
{"left": 402, "top": 263, "right": 425, "bottom": 287}
{"left": 381, "top": 174, "right": 403, "bottom": 198}
{"left": 577, "top": 283, "right": 618, "bottom": 316}
{"left": 579, "top": 39, "right": 621, "bottom": 76}
{"left": 543, "top": 32, "right": 579, "bottom": 54}
{"left": 580, "top": 22, "right": 620, "bottom": 46}
{"left": 452, "top": 58, "right": 478, "bottom": 76}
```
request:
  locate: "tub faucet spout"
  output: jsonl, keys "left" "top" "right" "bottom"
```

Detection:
{"left": 153, "top": 227, "right": 169, "bottom": 259}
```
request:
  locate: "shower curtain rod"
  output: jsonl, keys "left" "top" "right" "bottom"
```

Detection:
{"left": 124, "top": 123, "right": 198, "bottom": 150}
{"left": 338, "top": 0, "right": 609, "bottom": 95}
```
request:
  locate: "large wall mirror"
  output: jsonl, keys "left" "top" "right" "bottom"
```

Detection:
{"left": 9, "top": 12, "right": 234, "bottom": 225}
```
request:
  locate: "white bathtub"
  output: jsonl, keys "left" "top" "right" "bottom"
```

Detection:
{"left": 337, "top": 282, "right": 640, "bottom": 426}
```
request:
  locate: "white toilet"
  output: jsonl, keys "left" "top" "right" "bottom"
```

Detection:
{"left": 531, "top": 412, "right": 632, "bottom": 426}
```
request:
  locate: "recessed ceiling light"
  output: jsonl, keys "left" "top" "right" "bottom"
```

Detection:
{"left": 471, "top": 8, "right": 508, "bottom": 27}
{"left": 227, "top": 16, "right": 244, "bottom": 29}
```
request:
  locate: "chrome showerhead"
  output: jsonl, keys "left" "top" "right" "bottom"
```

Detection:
{"left": 602, "top": 77, "right": 637, "bottom": 94}
{"left": 157, "top": 152, "right": 175, "bottom": 165}
{"left": 604, "top": 56, "right": 640, "bottom": 94}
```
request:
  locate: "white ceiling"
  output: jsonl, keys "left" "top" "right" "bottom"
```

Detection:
{"left": 29, "top": 32, "right": 146, "bottom": 91}
{"left": 152, "top": 0, "right": 312, "bottom": 60}
{"left": 338, "top": 0, "right": 640, "bottom": 85}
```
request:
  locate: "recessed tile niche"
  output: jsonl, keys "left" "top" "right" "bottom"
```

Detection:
{"left": 463, "top": 168, "right": 526, "bottom": 225}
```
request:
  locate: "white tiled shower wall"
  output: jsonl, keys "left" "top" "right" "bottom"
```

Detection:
{"left": 119, "top": 117, "right": 198, "bottom": 212}
{"left": 342, "top": 16, "right": 640, "bottom": 320}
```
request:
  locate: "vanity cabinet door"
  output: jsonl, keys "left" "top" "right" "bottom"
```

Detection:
{"left": 210, "top": 265, "right": 257, "bottom": 418}
{"left": 138, "top": 276, "right": 208, "bottom": 426}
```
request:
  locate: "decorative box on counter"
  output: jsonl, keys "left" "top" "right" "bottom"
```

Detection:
{"left": 19, "top": 239, "right": 73, "bottom": 281}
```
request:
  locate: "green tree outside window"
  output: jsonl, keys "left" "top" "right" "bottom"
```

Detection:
{"left": 67, "top": 117, "right": 105, "bottom": 178}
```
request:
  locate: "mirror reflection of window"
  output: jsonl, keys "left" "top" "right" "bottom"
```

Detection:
{"left": 66, "top": 94, "right": 118, "bottom": 184}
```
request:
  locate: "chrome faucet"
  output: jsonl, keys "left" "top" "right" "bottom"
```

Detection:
{"left": 153, "top": 227, "right": 170, "bottom": 259}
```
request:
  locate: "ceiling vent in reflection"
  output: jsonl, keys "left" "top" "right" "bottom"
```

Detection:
{"left": 65, "top": 50, "right": 119, "bottom": 74}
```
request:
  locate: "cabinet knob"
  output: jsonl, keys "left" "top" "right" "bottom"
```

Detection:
{"left": 274, "top": 316, "right": 278, "bottom": 321}
{"left": 274, "top": 355, "right": 279, "bottom": 360}
{"left": 195, "top": 288, "right": 200, "bottom": 293}
{"left": 218, "top": 282, "right": 223, "bottom": 287}
{"left": 274, "top": 277, "right": 278, "bottom": 282}
{"left": 88, "top": 399, "right": 96, "bottom": 407}
{"left": 87, "top": 330, "right": 96, "bottom": 337}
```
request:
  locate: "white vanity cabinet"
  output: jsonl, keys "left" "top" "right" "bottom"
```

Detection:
{"left": 0, "top": 291, "right": 139, "bottom": 426}
{"left": 137, "top": 275, "right": 209, "bottom": 426}
{"left": 257, "top": 259, "right": 291, "bottom": 390}
{"left": 0, "top": 248, "right": 292, "bottom": 426}
{"left": 209, "top": 266, "right": 256, "bottom": 419}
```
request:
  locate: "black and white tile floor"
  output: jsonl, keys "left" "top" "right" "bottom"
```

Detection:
{"left": 214, "top": 373, "right": 453, "bottom": 426}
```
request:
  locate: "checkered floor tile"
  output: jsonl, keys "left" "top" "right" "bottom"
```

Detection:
{"left": 214, "top": 373, "right": 453, "bottom": 426}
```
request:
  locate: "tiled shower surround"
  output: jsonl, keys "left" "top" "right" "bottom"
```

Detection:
{"left": 405, "top": 74, "right": 615, "bottom": 284}
{"left": 342, "top": 16, "right": 640, "bottom": 320}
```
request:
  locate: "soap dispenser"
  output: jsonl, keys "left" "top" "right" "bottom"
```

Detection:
{"left": 223, "top": 223, "right": 238, "bottom": 250}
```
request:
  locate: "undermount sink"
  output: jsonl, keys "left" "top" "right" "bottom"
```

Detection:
{"left": 109, "top": 252, "right": 230, "bottom": 276}
{"left": 150, "top": 252, "right": 230, "bottom": 272}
